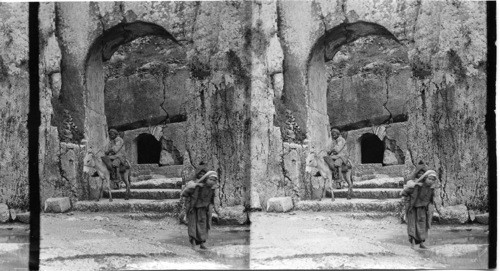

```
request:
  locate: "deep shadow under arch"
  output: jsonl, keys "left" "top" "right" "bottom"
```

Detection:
{"left": 309, "top": 21, "right": 400, "bottom": 65}
{"left": 87, "top": 21, "right": 180, "bottom": 63}
{"left": 82, "top": 21, "right": 180, "bottom": 150}
{"left": 303, "top": 21, "right": 401, "bottom": 149}
{"left": 136, "top": 133, "right": 161, "bottom": 164}
{"left": 360, "top": 133, "right": 384, "bottom": 164}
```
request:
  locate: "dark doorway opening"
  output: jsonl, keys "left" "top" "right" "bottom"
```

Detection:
{"left": 137, "top": 133, "right": 161, "bottom": 164}
{"left": 360, "top": 133, "right": 384, "bottom": 164}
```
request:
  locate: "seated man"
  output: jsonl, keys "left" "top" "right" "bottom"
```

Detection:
{"left": 323, "top": 128, "right": 352, "bottom": 188}
{"left": 101, "top": 129, "right": 128, "bottom": 181}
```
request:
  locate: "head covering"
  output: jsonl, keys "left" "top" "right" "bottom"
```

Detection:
{"left": 199, "top": 171, "right": 218, "bottom": 182}
{"left": 418, "top": 170, "right": 439, "bottom": 188}
{"left": 419, "top": 170, "right": 437, "bottom": 179}
{"left": 109, "top": 129, "right": 118, "bottom": 135}
{"left": 331, "top": 128, "right": 340, "bottom": 134}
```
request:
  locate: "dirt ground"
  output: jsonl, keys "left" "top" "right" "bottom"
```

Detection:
{"left": 250, "top": 211, "right": 489, "bottom": 269}
{"left": 3, "top": 211, "right": 489, "bottom": 270}
{"left": 40, "top": 212, "right": 249, "bottom": 270}
{"left": 0, "top": 223, "right": 29, "bottom": 270}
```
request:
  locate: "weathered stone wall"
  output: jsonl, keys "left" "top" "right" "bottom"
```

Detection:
{"left": 328, "top": 69, "right": 411, "bottom": 129}
{"left": 256, "top": 0, "right": 488, "bottom": 209}
{"left": 104, "top": 36, "right": 190, "bottom": 129}
{"left": 39, "top": 3, "right": 93, "bottom": 207}
{"left": 405, "top": 1, "right": 487, "bottom": 210}
{"left": 183, "top": 1, "right": 252, "bottom": 206}
{"left": 105, "top": 72, "right": 188, "bottom": 129}
{"left": 250, "top": 0, "right": 291, "bottom": 208}
{"left": 40, "top": 1, "right": 252, "bottom": 207}
{"left": 122, "top": 123, "right": 186, "bottom": 165}
{"left": 0, "top": 3, "right": 29, "bottom": 210}
{"left": 345, "top": 123, "right": 408, "bottom": 165}
{"left": 35, "top": 1, "right": 488, "bottom": 211}
{"left": 161, "top": 122, "right": 187, "bottom": 158}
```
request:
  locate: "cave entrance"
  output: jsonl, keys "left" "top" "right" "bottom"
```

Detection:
{"left": 304, "top": 21, "right": 402, "bottom": 149}
{"left": 136, "top": 133, "right": 162, "bottom": 164}
{"left": 83, "top": 21, "right": 179, "bottom": 151}
{"left": 360, "top": 133, "right": 384, "bottom": 164}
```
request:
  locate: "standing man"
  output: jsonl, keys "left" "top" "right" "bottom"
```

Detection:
{"left": 324, "top": 128, "right": 352, "bottom": 189}
{"left": 400, "top": 161, "right": 428, "bottom": 223}
{"left": 102, "top": 129, "right": 127, "bottom": 181}
{"left": 181, "top": 171, "right": 220, "bottom": 250}
{"left": 401, "top": 169, "right": 439, "bottom": 249}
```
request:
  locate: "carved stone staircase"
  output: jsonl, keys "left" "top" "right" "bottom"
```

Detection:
{"left": 73, "top": 164, "right": 184, "bottom": 213}
{"left": 296, "top": 164, "right": 406, "bottom": 215}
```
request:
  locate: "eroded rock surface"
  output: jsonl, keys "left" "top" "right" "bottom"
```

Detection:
{"left": 0, "top": 3, "right": 29, "bottom": 210}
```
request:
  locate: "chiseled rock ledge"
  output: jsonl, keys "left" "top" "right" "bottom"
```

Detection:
{"left": 295, "top": 198, "right": 403, "bottom": 213}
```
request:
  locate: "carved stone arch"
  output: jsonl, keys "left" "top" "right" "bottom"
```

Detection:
{"left": 305, "top": 21, "right": 400, "bottom": 149}
{"left": 83, "top": 21, "right": 179, "bottom": 151}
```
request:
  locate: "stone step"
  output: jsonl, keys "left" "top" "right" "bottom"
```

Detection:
{"left": 130, "top": 163, "right": 160, "bottom": 170}
{"left": 331, "top": 188, "right": 402, "bottom": 199}
{"left": 130, "top": 174, "right": 167, "bottom": 182}
{"left": 130, "top": 164, "right": 183, "bottom": 178}
{"left": 354, "top": 164, "right": 406, "bottom": 178}
{"left": 73, "top": 199, "right": 181, "bottom": 213}
{"left": 106, "top": 189, "right": 181, "bottom": 200}
{"left": 352, "top": 177, "right": 404, "bottom": 189}
{"left": 129, "top": 178, "right": 183, "bottom": 189}
{"left": 295, "top": 198, "right": 403, "bottom": 213}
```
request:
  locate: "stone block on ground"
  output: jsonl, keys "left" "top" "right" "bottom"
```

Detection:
{"left": 296, "top": 198, "right": 403, "bottom": 213}
{"left": 475, "top": 213, "right": 489, "bottom": 225}
{"left": 383, "top": 150, "right": 398, "bottom": 165}
{"left": 250, "top": 191, "right": 262, "bottom": 211}
{"left": 73, "top": 199, "right": 180, "bottom": 213}
{"left": 160, "top": 150, "right": 175, "bottom": 166}
{"left": 9, "top": 209, "right": 16, "bottom": 221}
{"left": 0, "top": 204, "right": 9, "bottom": 223}
{"left": 16, "top": 212, "right": 30, "bottom": 224}
{"left": 468, "top": 210, "right": 476, "bottom": 222}
{"left": 439, "top": 204, "right": 469, "bottom": 224}
{"left": 216, "top": 205, "right": 248, "bottom": 225}
{"left": 266, "top": 197, "right": 293, "bottom": 213}
{"left": 44, "top": 197, "right": 71, "bottom": 213}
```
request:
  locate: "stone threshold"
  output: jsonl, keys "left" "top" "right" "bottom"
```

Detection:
{"left": 295, "top": 198, "right": 403, "bottom": 212}
{"left": 73, "top": 199, "right": 181, "bottom": 213}
{"left": 106, "top": 189, "right": 181, "bottom": 200}
{"left": 331, "top": 188, "right": 403, "bottom": 199}
{"left": 129, "top": 178, "right": 183, "bottom": 189}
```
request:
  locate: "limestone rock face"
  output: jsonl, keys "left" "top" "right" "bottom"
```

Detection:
{"left": 9, "top": 209, "right": 17, "bottom": 221}
{"left": 405, "top": 1, "right": 488, "bottom": 210}
{"left": 16, "top": 212, "right": 30, "bottom": 224}
{"left": 328, "top": 69, "right": 411, "bottom": 129}
{"left": 250, "top": 191, "right": 262, "bottom": 211}
{"left": 475, "top": 213, "right": 489, "bottom": 225}
{"left": 33, "top": 1, "right": 488, "bottom": 212}
{"left": 275, "top": 0, "right": 487, "bottom": 210}
{"left": 159, "top": 150, "right": 175, "bottom": 166}
{"left": 217, "top": 205, "right": 248, "bottom": 225}
{"left": 44, "top": 197, "right": 72, "bottom": 213}
{"left": 39, "top": 2, "right": 253, "bottom": 207}
{"left": 266, "top": 197, "right": 293, "bottom": 213}
{"left": 0, "top": 204, "right": 10, "bottom": 223}
{"left": 383, "top": 150, "right": 398, "bottom": 166}
{"left": 439, "top": 204, "right": 469, "bottom": 224}
{"left": 0, "top": 3, "right": 29, "bottom": 210}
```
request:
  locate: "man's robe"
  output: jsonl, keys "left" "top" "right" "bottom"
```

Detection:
{"left": 181, "top": 181, "right": 215, "bottom": 244}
